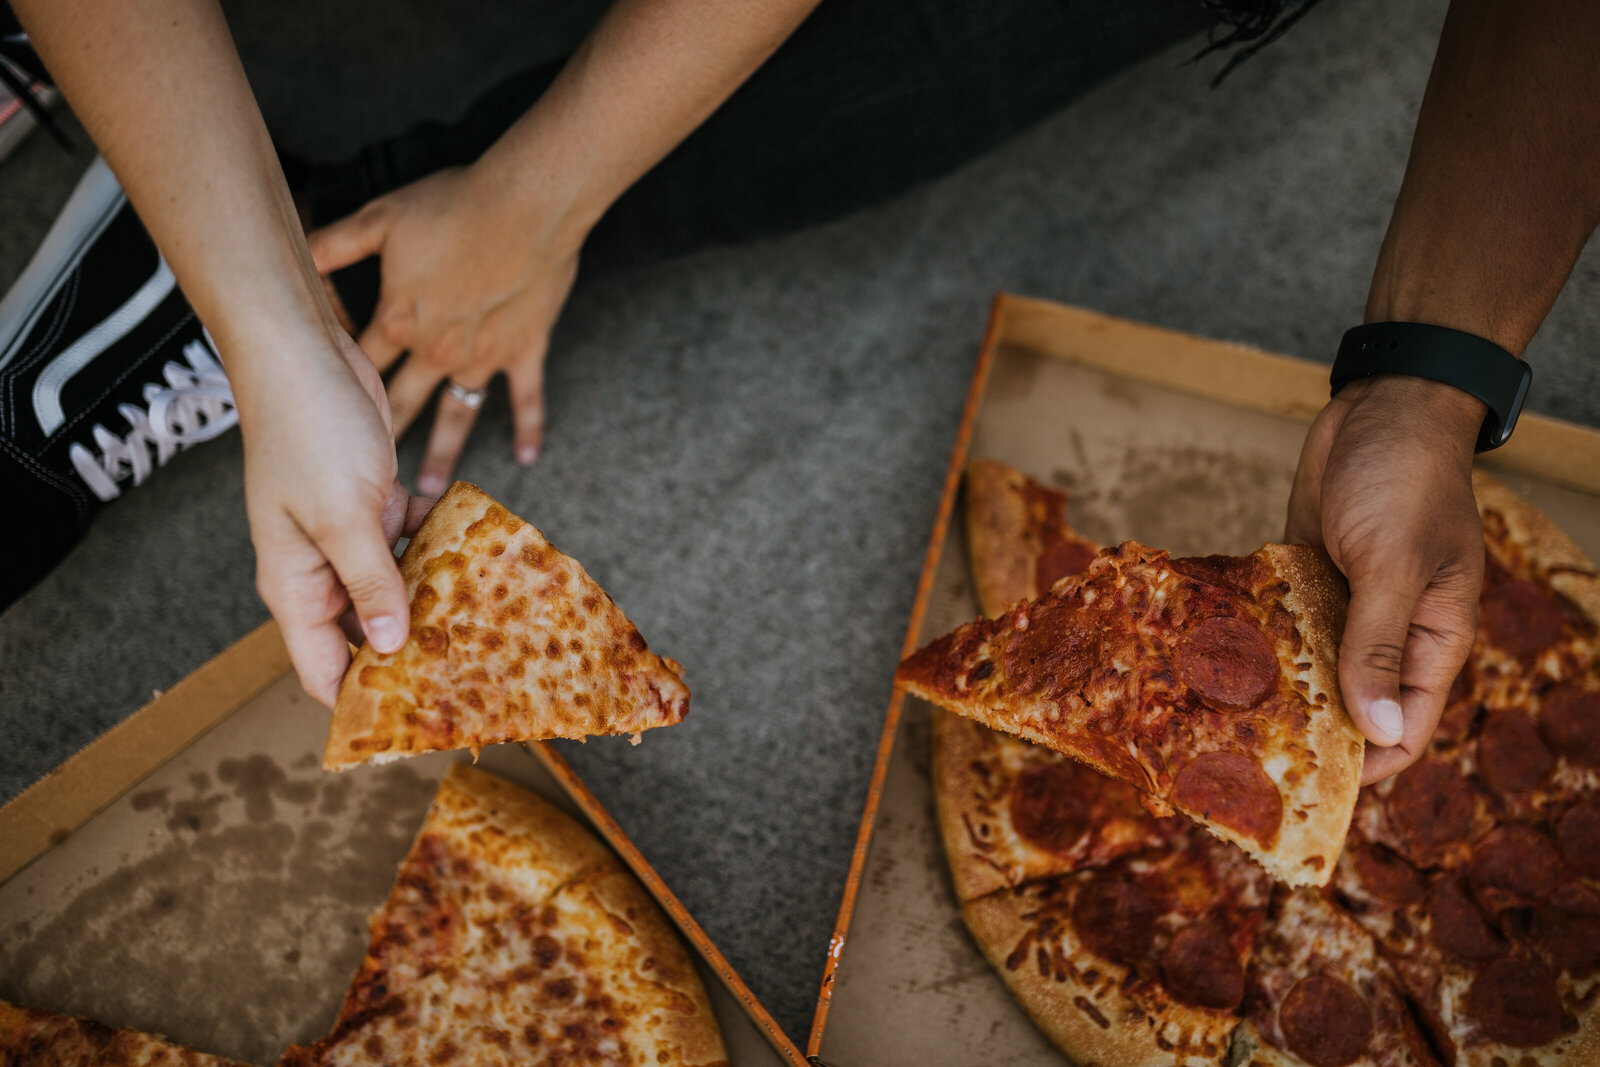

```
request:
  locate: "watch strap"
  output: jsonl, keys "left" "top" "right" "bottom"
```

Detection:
{"left": 1331, "top": 321, "right": 1532, "bottom": 452}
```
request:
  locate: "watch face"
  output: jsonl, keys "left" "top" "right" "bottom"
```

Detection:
{"left": 1483, "top": 360, "right": 1533, "bottom": 451}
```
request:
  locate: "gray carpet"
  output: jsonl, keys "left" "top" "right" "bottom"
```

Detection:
{"left": 4, "top": 0, "right": 1599, "bottom": 1046}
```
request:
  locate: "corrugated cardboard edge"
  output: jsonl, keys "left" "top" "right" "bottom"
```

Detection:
{"left": 529, "top": 741, "right": 809, "bottom": 1065}
{"left": 804, "top": 294, "right": 1005, "bottom": 1059}
{"left": 804, "top": 292, "right": 1600, "bottom": 1059}
{"left": 0, "top": 620, "right": 291, "bottom": 883}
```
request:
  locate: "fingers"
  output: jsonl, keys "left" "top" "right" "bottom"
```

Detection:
{"left": 307, "top": 202, "right": 390, "bottom": 275}
{"left": 418, "top": 376, "right": 489, "bottom": 496}
{"left": 1340, "top": 561, "right": 1424, "bottom": 749}
{"left": 385, "top": 355, "right": 444, "bottom": 439}
{"left": 315, "top": 512, "right": 411, "bottom": 662}
{"left": 1346, "top": 558, "right": 1482, "bottom": 784}
{"left": 508, "top": 352, "right": 547, "bottom": 465}
{"left": 356, "top": 305, "right": 412, "bottom": 374}
{"left": 255, "top": 535, "right": 359, "bottom": 708}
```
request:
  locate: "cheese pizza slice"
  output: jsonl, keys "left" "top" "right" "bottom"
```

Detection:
{"left": 326, "top": 482, "right": 690, "bottom": 770}
{"left": 279, "top": 763, "right": 727, "bottom": 1067}
{"left": 0, "top": 1000, "right": 249, "bottom": 1066}
{"left": 899, "top": 540, "right": 1364, "bottom": 887}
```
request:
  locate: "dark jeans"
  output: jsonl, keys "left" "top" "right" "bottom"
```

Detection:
{"left": 302, "top": 0, "right": 1209, "bottom": 328}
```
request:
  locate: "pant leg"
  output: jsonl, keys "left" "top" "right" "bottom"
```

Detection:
{"left": 305, "top": 0, "right": 1210, "bottom": 325}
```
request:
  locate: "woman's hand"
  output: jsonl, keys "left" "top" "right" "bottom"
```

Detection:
{"left": 236, "top": 324, "right": 423, "bottom": 706}
{"left": 1285, "top": 375, "right": 1486, "bottom": 784}
{"left": 307, "top": 164, "right": 584, "bottom": 495}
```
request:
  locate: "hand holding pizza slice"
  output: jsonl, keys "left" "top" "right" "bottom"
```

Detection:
{"left": 325, "top": 482, "right": 690, "bottom": 770}
{"left": 898, "top": 538, "right": 1365, "bottom": 887}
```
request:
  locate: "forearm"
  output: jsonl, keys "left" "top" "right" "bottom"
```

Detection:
{"left": 474, "top": 0, "right": 821, "bottom": 235}
{"left": 1369, "top": 0, "right": 1600, "bottom": 355}
{"left": 12, "top": 0, "right": 337, "bottom": 410}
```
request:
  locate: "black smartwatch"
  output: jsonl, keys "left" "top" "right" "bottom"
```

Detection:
{"left": 1330, "top": 322, "right": 1532, "bottom": 452}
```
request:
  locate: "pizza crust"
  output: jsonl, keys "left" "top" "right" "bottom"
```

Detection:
{"left": 965, "top": 459, "right": 1042, "bottom": 616}
{"left": 931, "top": 708, "right": 1019, "bottom": 901}
{"left": 0, "top": 1000, "right": 248, "bottom": 1066}
{"left": 1254, "top": 544, "right": 1365, "bottom": 888}
{"left": 1474, "top": 470, "right": 1600, "bottom": 628}
{"left": 961, "top": 888, "right": 1237, "bottom": 1067}
{"left": 561, "top": 864, "right": 729, "bottom": 1067}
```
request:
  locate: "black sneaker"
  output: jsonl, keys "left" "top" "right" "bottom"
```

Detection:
{"left": 0, "top": 155, "right": 236, "bottom": 611}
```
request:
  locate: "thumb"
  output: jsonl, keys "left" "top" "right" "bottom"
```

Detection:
{"left": 307, "top": 202, "right": 390, "bottom": 274}
{"left": 321, "top": 515, "right": 411, "bottom": 656}
{"left": 1337, "top": 560, "right": 1423, "bottom": 748}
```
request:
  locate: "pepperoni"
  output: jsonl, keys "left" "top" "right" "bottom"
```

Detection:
{"left": 1071, "top": 872, "right": 1160, "bottom": 966}
{"left": 1465, "top": 958, "right": 1569, "bottom": 1047}
{"left": 1427, "top": 875, "right": 1506, "bottom": 960}
{"left": 1003, "top": 601, "right": 1099, "bottom": 701}
{"left": 1036, "top": 537, "right": 1099, "bottom": 593}
{"left": 1539, "top": 684, "right": 1600, "bottom": 767}
{"left": 1009, "top": 762, "right": 1093, "bottom": 855}
{"left": 1558, "top": 799, "right": 1600, "bottom": 880}
{"left": 1477, "top": 709, "right": 1555, "bottom": 795}
{"left": 1172, "top": 751, "right": 1283, "bottom": 846}
{"left": 1174, "top": 617, "right": 1278, "bottom": 709}
{"left": 1469, "top": 825, "right": 1562, "bottom": 902}
{"left": 1279, "top": 975, "right": 1374, "bottom": 1067}
{"left": 1350, "top": 841, "right": 1426, "bottom": 906}
{"left": 1159, "top": 922, "right": 1244, "bottom": 1011}
{"left": 1530, "top": 905, "right": 1600, "bottom": 976}
{"left": 1171, "top": 554, "right": 1265, "bottom": 593}
{"left": 1480, "top": 574, "right": 1566, "bottom": 662}
{"left": 1385, "top": 759, "right": 1476, "bottom": 851}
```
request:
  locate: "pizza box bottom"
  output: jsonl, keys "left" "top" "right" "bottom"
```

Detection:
{"left": 807, "top": 295, "right": 1600, "bottom": 1066}
{"left": 0, "top": 653, "right": 795, "bottom": 1066}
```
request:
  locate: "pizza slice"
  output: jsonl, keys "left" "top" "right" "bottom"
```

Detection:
{"left": 0, "top": 1000, "right": 249, "bottom": 1066}
{"left": 962, "top": 826, "right": 1273, "bottom": 1066}
{"left": 900, "top": 539, "right": 1364, "bottom": 886}
{"left": 326, "top": 482, "right": 690, "bottom": 770}
{"left": 279, "top": 763, "right": 727, "bottom": 1067}
{"left": 1232, "top": 888, "right": 1440, "bottom": 1067}
{"left": 963, "top": 458, "right": 1102, "bottom": 616}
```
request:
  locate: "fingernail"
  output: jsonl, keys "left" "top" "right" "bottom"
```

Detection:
{"left": 1366, "top": 698, "right": 1404, "bottom": 745}
{"left": 368, "top": 615, "right": 407, "bottom": 654}
{"left": 516, "top": 444, "right": 539, "bottom": 465}
{"left": 417, "top": 473, "right": 445, "bottom": 496}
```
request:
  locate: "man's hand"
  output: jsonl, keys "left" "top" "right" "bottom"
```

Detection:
{"left": 308, "top": 164, "right": 584, "bottom": 496}
{"left": 240, "top": 327, "right": 426, "bottom": 707}
{"left": 1286, "top": 375, "right": 1486, "bottom": 784}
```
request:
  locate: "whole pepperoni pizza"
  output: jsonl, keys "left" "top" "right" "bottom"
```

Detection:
{"left": 933, "top": 460, "right": 1600, "bottom": 1067}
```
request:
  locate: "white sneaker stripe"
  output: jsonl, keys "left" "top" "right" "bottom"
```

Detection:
{"left": 32, "top": 255, "right": 175, "bottom": 436}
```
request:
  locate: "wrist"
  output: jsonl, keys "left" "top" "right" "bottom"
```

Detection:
{"left": 470, "top": 132, "right": 606, "bottom": 252}
{"left": 1335, "top": 374, "right": 1486, "bottom": 459}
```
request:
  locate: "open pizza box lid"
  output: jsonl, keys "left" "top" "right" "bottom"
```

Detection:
{"left": 804, "top": 293, "right": 1600, "bottom": 1066}
{"left": 0, "top": 623, "right": 806, "bottom": 1065}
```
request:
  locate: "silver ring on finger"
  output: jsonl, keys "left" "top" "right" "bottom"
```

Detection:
{"left": 444, "top": 380, "right": 487, "bottom": 409}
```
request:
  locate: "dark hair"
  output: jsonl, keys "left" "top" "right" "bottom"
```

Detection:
{"left": 1195, "top": 0, "right": 1327, "bottom": 85}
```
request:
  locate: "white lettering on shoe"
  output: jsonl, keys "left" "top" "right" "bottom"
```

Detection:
{"left": 68, "top": 335, "right": 237, "bottom": 502}
{"left": 33, "top": 255, "right": 176, "bottom": 435}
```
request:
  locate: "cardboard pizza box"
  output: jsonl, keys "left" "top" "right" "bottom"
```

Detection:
{"left": 0, "top": 624, "right": 805, "bottom": 1066}
{"left": 805, "top": 293, "right": 1600, "bottom": 1066}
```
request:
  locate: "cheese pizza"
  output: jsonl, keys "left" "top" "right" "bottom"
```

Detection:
{"left": 326, "top": 482, "right": 690, "bottom": 770}
{"left": 0, "top": 1000, "right": 248, "bottom": 1066}
{"left": 280, "top": 763, "right": 728, "bottom": 1067}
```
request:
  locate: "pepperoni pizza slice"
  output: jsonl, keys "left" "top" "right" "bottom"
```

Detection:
{"left": 963, "top": 458, "right": 1102, "bottom": 615}
{"left": 962, "top": 826, "right": 1273, "bottom": 1066}
{"left": 279, "top": 763, "right": 727, "bottom": 1067}
{"left": 900, "top": 539, "right": 1364, "bottom": 886}
{"left": 1233, "top": 888, "right": 1440, "bottom": 1067}
{"left": 326, "top": 482, "right": 690, "bottom": 770}
{"left": 0, "top": 1000, "right": 250, "bottom": 1066}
